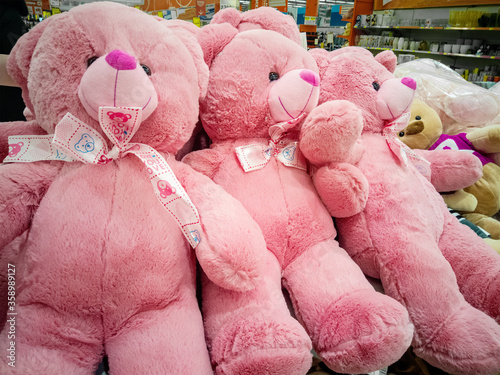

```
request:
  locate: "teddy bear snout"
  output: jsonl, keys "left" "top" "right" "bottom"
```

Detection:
{"left": 404, "top": 120, "right": 424, "bottom": 135}
{"left": 105, "top": 50, "right": 137, "bottom": 71}
{"left": 268, "top": 69, "right": 320, "bottom": 123}
{"left": 376, "top": 77, "right": 416, "bottom": 121}
{"left": 78, "top": 50, "right": 158, "bottom": 123}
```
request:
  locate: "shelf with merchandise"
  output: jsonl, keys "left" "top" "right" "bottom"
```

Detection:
{"left": 355, "top": 25, "right": 500, "bottom": 31}
{"left": 364, "top": 47, "right": 500, "bottom": 60}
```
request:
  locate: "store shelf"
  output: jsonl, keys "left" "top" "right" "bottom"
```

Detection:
{"left": 355, "top": 26, "right": 500, "bottom": 30}
{"left": 356, "top": 25, "right": 444, "bottom": 29}
{"left": 446, "top": 27, "right": 500, "bottom": 31}
{"left": 374, "top": 0, "right": 500, "bottom": 10}
{"left": 364, "top": 47, "right": 500, "bottom": 59}
{"left": 337, "top": 35, "right": 349, "bottom": 39}
{"left": 344, "top": 0, "right": 374, "bottom": 46}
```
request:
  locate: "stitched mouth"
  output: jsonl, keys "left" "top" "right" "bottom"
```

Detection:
{"left": 278, "top": 86, "right": 315, "bottom": 120}
{"left": 384, "top": 91, "right": 415, "bottom": 120}
{"left": 142, "top": 96, "right": 152, "bottom": 110}
{"left": 386, "top": 103, "right": 395, "bottom": 119}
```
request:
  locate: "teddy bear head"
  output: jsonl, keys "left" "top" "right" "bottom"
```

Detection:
{"left": 7, "top": 1, "right": 208, "bottom": 154}
{"left": 197, "top": 7, "right": 320, "bottom": 142}
{"left": 398, "top": 98, "right": 443, "bottom": 150}
{"left": 310, "top": 48, "right": 417, "bottom": 133}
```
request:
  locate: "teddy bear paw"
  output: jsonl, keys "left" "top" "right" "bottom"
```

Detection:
{"left": 413, "top": 303, "right": 500, "bottom": 375}
{"left": 210, "top": 314, "right": 313, "bottom": 375}
{"left": 300, "top": 100, "right": 363, "bottom": 166}
{"left": 314, "top": 289, "right": 413, "bottom": 374}
{"left": 313, "top": 163, "right": 369, "bottom": 217}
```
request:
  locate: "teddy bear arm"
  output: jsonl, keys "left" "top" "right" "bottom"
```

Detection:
{"left": 466, "top": 125, "right": 500, "bottom": 154}
{"left": 0, "top": 120, "right": 47, "bottom": 160}
{"left": 170, "top": 160, "right": 266, "bottom": 292}
{"left": 415, "top": 149, "right": 483, "bottom": 192}
{"left": 0, "top": 161, "right": 62, "bottom": 250}
{"left": 312, "top": 162, "right": 369, "bottom": 217}
{"left": 182, "top": 147, "right": 227, "bottom": 179}
{"left": 300, "top": 101, "right": 364, "bottom": 166}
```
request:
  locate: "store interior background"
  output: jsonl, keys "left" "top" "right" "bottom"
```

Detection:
{"left": 17, "top": 0, "right": 500, "bottom": 88}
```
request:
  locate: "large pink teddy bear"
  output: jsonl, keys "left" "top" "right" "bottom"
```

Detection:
{"left": 301, "top": 47, "right": 500, "bottom": 375}
{"left": 183, "top": 7, "right": 413, "bottom": 375}
{"left": 0, "top": 3, "right": 272, "bottom": 373}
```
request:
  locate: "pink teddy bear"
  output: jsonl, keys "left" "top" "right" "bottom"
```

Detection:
{"left": 301, "top": 47, "right": 500, "bottom": 375}
{"left": 0, "top": 3, "right": 271, "bottom": 373}
{"left": 183, "top": 7, "right": 413, "bottom": 375}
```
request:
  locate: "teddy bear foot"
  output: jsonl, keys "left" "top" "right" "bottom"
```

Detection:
{"left": 314, "top": 289, "right": 413, "bottom": 374}
{"left": 413, "top": 303, "right": 500, "bottom": 375}
{"left": 210, "top": 314, "right": 313, "bottom": 375}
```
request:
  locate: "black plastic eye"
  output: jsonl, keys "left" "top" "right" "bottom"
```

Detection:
{"left": 372, "top": 82, "right": 380, "bottom": 91}
{"left": 141, "top": 64, "right": 152, "bottom": 76}
{"left": 398, "top": 131, "right": 405, "bottom": 137}
{"left": 269, "top": 72, "right": 280, "bottom": 81}
{"left": 87, "top": 57, "right": 98, "bottom": 67}
{"left": 415, "top": 116, "right": 421, "bottom": 120}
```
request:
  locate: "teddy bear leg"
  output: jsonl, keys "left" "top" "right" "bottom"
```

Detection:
{"left": 462, "top": 212, "right": 500, "bottom": 239}
{"left": 282, "top": 238, "right": 413, "bottom": 374}
{"left": 105, "top": 289, "right": 213, "bottom": 375}
{"left": 377, "top": 234, "right": 500, "bottom": 375}
{"left": 439, "top": 211, "right": 500, "bottom": 323}
{"left": 0, "top": 231, "right": 26, "bottom": 331}
{"left": 202, "top": 250, "right": 313, "bottom": 375}
{"left": 0, "top": 303, "right": 104, "bottom": 374}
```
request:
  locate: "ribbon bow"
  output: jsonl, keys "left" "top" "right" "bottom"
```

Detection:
{"left": 235, "top": 114, "right": 307, "bottom": 173}
{"left": 4, "top": 107, "right": 202, "bottom": 248}
{"left": 382, "top": 111, "right": 431, "bottom": 180}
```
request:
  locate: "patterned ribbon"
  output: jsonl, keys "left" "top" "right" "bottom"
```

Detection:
{"left": 235, "top": 114, "right": 307, "bottom": 172}
{"left": 4, "top": 107, "right": 202, "bottom": 248}
{"left": 382, "top": 111, "right": 431, "bottom": 180}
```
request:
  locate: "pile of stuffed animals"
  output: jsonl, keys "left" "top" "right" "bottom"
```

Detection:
{"left": 0, "top": 3, "right": 499, "bottom": 375}
{"left": 395, "top": 60, "right": 500, "bottom": 248}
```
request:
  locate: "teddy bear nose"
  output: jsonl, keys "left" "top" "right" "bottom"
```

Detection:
{"left": 105, "top": 50, "right": 137, "bottom": 71}
{"left": 300, "top": 70, "right": 320, "bottom": 87}
{"left": 401, "top": 77, "right": 417, "bottom": 91}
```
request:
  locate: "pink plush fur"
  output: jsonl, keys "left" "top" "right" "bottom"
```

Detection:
{"left": 211, "top": 6, "right": 301, "bottom": 44}
{"left": 183, "top": 7, "right": 413, "bottom": 375}
{"left": 414, "top": 149, "right": 483, "bottom": 192}
{"left": 300, "top": 100, "right": 369, "bottom": 217}
{"left": 303, "top": 47, "right": 500, "bottom": 375}
{"left": 0, "top": 3, "right": 273, "bottom": 373}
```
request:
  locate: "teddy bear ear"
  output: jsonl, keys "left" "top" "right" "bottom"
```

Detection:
{"left": 240, "top": 7, "right": 300, "bottom": 43}
{"left": 210, "top": 7, "right": 243, "bottom": 28}
{"left": 330, "top": 46, "right": 374, "bottom": 58}
{"left": 309, "top": 48, "right": 330, "bottom": 78}
{"left": 212, "top": 7, "right": 300, "bottom": 44}
{"left": 197, "top": 23, "right": 238, "bottom": 68}
{"left": 7, "top": 16, "right": 56, "bottom": 113}
{"left": 159, "top": 19, "right": 210, "bottom": 99}
{"left": 374, "top": 50, "right": 397, "bottom": 73}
